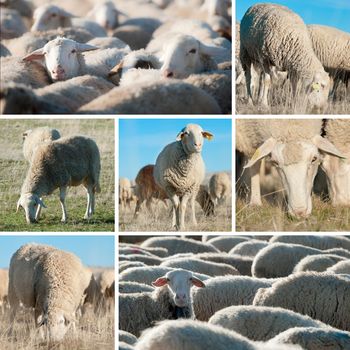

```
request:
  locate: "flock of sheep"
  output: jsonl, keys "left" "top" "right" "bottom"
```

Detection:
{"left": 0, "top": 242, "right": 114, "bottom": 343}
{"left": 119, "top": 123, "right": 231, "bottom": 231}
{"left": 0, "top": 0, "right": 232, "bottom": 114}
{"left": 118, "top": 235, "right": 350, "bottom": 350}
{"left": 236, "top": 3, "right": 350, "bottom": 114}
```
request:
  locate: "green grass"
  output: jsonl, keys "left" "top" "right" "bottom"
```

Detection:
{"left": 0, "top": 119, "right": 115, "bottom": 232}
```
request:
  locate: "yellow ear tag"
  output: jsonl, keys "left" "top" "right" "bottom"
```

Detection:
{"left": 251, "top": 148, "right": 261, "bottom": 160}
{"left": 312, "top": 82, "right": 320, "bottom": 92}
{"left": 203, "top": 132, "right": 213, "bottom": 140}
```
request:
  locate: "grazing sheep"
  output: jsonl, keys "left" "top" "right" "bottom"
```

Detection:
{"left": 293, "top": 254, "right": 347, "bottom": 273}
{"left": 141, "top": 237, "right": 219, "bottom": 255}
{"left": 119, "top": 269, "right": 205, "bottom": 336}
{"left": 119, "top": 254, "right": 162, "bottom": 266}
{"left": 206, "top": 236, "right": 249, "bottom": 253}
{"left": 119, "top": 282, "right": 154, "bottom": 294}
{"left": 327, "top": 260, "right": 350, "bottom": 274}
{"left": 8, "top": 243, "right": 92, "bottom": 341}
{"left": 236, "top": 119, "right": 344, "bottom": 216}
{"left": 119, "top": 261, "right": 147, "bottom": 273}
{"left": 0, "top": 269, "right": 9, "bottom": 314}
{"left": 230, "top": 240, "right": 269, "bottom": 258}
{"left": 240, "top": 3, "right": 330, "bottom": 111}
{"left": 209, "top": 172, "right": 232, "bottom": 205}
{"left": 322, "top": 119, "right": 350, "bottom": 206}
{"left": 17, "top": 136, "right": 100, "bottom": 223}
{"left": 23, "top": 37, "right": 130, "bottom": 82}
{"left": 209, "top": 305, "right": 328, "bottom": 341}
{"left": 95, "top": 270, "right": 114, "bottom": 296}
{"left": 153, "top": 124, "right": 214, "bottom": 230}
{"left": 0, "top": 8, "right": 27, "bottom": 39}
{"left": 161, "top": 257, "right": 240, "bottom": 277}
{"left": 192, "top": 275, "right": 273, "bottom": 321}
{"left": 31, "top": 4, "right": 107, "bottom": 37}
{"left": 253, "top": 272, "right": 350, "bottom": 331}
{"left": 270, "top": 327, "right": 350, "bottom": 350}
{"left": 119, "top": 330, "right": 138, "bottom": 345}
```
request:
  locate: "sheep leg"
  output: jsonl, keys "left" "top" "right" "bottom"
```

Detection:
{"left": 249, "top": 161, "right": 262, "bottom": 206}
{"left": 258, "top": 72, "right": 271, "bottom": 107}
{"left": 190, "top": 195, "right": 197, "bottom": 226}
{"left": 133, "top": 198, "right": 143, "bottom": 218}
{"left": 84, "top": 185, "right": 94, "bottom": 219}
{"left": 179, "top": 195, "right": 190, "bottom": 230}
{"left": 244, "top": 63, "right": 254, "bottom": 105}
{"left": 35, "top": 199, "right": 42, "bottom": 220}
{"left": 169, "top": 194, "right": 180, "bottom": 229}
{"left": 59, "top": 187, "right": 68, "bottom": 222}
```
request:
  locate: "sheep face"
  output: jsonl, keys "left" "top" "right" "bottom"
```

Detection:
{"left": 38, "top": 310, "right": 73, "bottom": 342}
{"left": 305, "top": 71, "right": 330, "bottom": 112}
{"left": 152, "top": 270, "right": 205, "bottom": 308}
{"left": 22, "top": 38, "right": 98, "bottom": 81}
{"left": 176, "top": 124, "right": 213, "bottom": 155}
{"left": 93, "top": 2, "right": 119, "bottom": 30}
{"left": 17, "top": 193, "right": 46, "bottom": 223}
{"left": 203, "top": 0, "right": 230, "bottom": 17}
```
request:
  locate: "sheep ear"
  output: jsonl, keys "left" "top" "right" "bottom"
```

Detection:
{"left": 313, "top": 135, "right": 346, "bottom": 159}
{"left": 202, "top": 131, "right": 213, "bottom": 140}
{"left": 198, "top": 41, "right": 227, "bottom": 56}
{"left": 76, "top": 43, "right": 99, "bottom": 53}
{"left": 191, "top": 277, "right": 205, "bottom": 288}
{"left": 244, "top": 137, "right": 277, "bottom": 169}
{"left": 151, "top": 277, "right": 168, "bottom": 287}
{"left": 109, "top": 60, "right": 123, "bottom": 77}
{"left": 23, "top": 129, "right": 32, "bottom": 140}
{"left": 176, "top": 127, "right": 186, "bottom": 141}
{"left": 23, "top": 48, "right": 45, "bottom": 61}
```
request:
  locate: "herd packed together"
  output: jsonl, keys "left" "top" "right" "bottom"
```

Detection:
{"left": 118, "top": 235, "right": 350, "bottom": 350}
{"left": 0, "top": 0, "right": 232, "bottom": 114}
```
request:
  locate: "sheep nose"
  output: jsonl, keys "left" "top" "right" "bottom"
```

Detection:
{"left": 163, "top": 69, "right": 174, "bottom": 78}
{"left": 195, "top": 143, "right": 202, "bottom": 147}
{"left": 292, "top": 208, "right": 308, "bottom": 218}
{"left": 176, "top": 294, "right": 186, "bottom": 300}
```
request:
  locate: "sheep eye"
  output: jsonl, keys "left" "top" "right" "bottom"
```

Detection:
{"left": 51, "top": 13, "right": 57, "bottom": 17}
{"left": 189, "top": 49, "right": 196, "bottom": 54}
{"left": 311, "top": 156, "right": 318, "bottom": 163}
{"left": 166, "top": 278, "right": 170, "bottom": 282}
{"left": 71, "top": 49, "right": 76, "bottom": 54}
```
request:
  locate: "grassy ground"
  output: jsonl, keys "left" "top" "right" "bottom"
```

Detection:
{"left": 236, "top": 197, "right": 350, "bottom": 232}
{"left": 119, "top": 200, "right": 232, "bottom": 232}
{"left": 0, "top": 119, "right": 115, "bottom": 232}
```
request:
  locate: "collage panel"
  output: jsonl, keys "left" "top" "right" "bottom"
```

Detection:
{"left": 0, "top": 118, "right": 115, "bottom": 232}
{"left": 0, "top": 235, "right": 115, "bottom": 349}
{"left": 118, "top": 118, "right": 232, "bottom": 232}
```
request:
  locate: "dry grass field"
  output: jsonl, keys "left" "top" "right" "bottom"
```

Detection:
{"left": 0, "top": 119, "right": 115, "bottom": 232}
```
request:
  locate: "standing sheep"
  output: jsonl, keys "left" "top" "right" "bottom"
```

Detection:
{"left": 17, "top": 136, "right": 101, "bottom": 223}
{"left": 240, "top": 3, "right": 330, "bottom": 111}
{"left": 153, "top": 124, "right": 213, "bottom": 230}
{"left": 119, "top": 177, "right": 133, "bottom": 211}
{"left": 209, "top": 172, "right": 231, "bottom": 205}
{"left": 8, "top": 243, "right": 92, "bottom": 341}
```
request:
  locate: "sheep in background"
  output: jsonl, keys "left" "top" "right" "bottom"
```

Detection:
{"left": 153, "top": 124, "right": 213, "bottom": 230}
{"left": 229, "top": 240, "right": 269, "bottom": 258}
{"left": 119, "top": 261, "right": 147, "bottom": 273}
{"left": 327, "top": 260, "right": 350, "bottom": 274}
{"left": 17, "top": 135, "right": 101, "bottom": 223}
{"left": 119, "top": 177, "right": 133, "bottom": 211}
{"left": 206, "top": 236, "right": 249, "bottom": 253}
{"left": 119, "top": 269, "right": 205, "bottom": 336}
{"left": 0, "top": 8, "right": 27, "bottom": 39}
{"left": 0, "top": 269, "right": 9, "bottom": 314}
{"left": 1, "top": 0, "right": 33, "bottom": 19}
{"left": 293, "top": 254, "right": 347, "bottom": 273}
{"left": 209, "top": 172, "right": 231, "bottom": 205}
{"left": 119, "top": 281, "right": 154, "bottom": 294}
{"left": 87, "top": 1, "right": 122, "bottom": 31}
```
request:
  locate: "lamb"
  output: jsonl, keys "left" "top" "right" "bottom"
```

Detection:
{"left": 153, "top": 124, "right": 214, "bottom": 230}
{"left": 270, "top": 327, "right": 350, "bottom": 350}
{"left": 119, "top": 269, "right": 205, "bottom": 336}
{"left": 208, "top": 305, "right": 329, "bottom": 341}
{"left": 141, "top": 236, "right": 219, "bottom": 255}
{"left": 253, "top": 272, "right": 350, "bottom": 331}
{"left": 119, "top": 282, "right": 154, "bottom": 294}
{"left": 230, "top": 240, "right": 269, "bottom": 258}
{"left": 252, "top": 242, "right": 350, "bottom": 278}
{"left": 206, "top": 236, "right": 250, "bottom": 253}
{"left": 119, "top": 177, "right": 133, "bottom": 211}
{"left": 192, "top": 275, "right": 273, "bottom": 321}
{"left": 161, "top": 257, "right": 240, "bottom": 277}
{"left": 119, "top": 330, "right": 138, "bottom": 345}
{"left": 209, "top": 172, "right": 232, "bottom": 204}
{"left": 119, "top": 254, "right": 163, "bottom": 266}
{"left": 240, "top": 3, "right": 330, "bottom": 111}
{"left": 0, "top": 269, "right": 8, "bottom": 314}
{"left": 322, "top": 119, "right": 350, "bottom": 206}
{"left": 119, "top": 261, "right": 147, "bottom": 273}
{"left": 17, "top": 135, "right": 101, "bottom": 223}
{"left": 236, "top": 119, "right": 344, "bottom": 217}
{"left": 87, "top": 1, "right": 121, "bottom": 30}
{"left": 77, "top": 79, "right": 221, "bottom": 114}
{"left": 327, "top": 260, "right": 350, "bottom": 274}
{"left": 0, "top": 8, "right": 27, "bottom": 39}
{"left": 293, "top": 254, "right": 347, "bottom": 273}
{"left": 31, "top": 4, "right": 107, "bottom": 37}
{"left": 8, "top": 243, "right": 92, "bottom": 341}
{"left": 23, "top": 37, "right": 130, "bottom": 82}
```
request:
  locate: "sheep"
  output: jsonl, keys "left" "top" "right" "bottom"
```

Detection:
{"left": 119, "top": 330, "right": 138, "bottom": 345}
{"left": 206, "top": 236, "right": 250, "bottom": 253}
{"left": 153, "top": 124, "right": 214, "bottom": 230}
{"left": 77, "top": 79, "right": 221, "bottom": 114}
{"left": 208, "top": 305, "right": 329, "bottom": 341}
{"left": 0, "top": 8, "right": 27, "bottom": 39}
{"left": 119, "top": 247, "right": 160, "bottom": 257}
{"left": 0, "top": 42, "right": 11, "bottom": 57}
{"left": 270, "top": 235, "right": 350, "bottom": 251}
{"left": 240, "top": 3, "right": 330, "bottom": 111}
{"left": 31, "top": 4, "right": 107, "bottom": 37}
{"left": 95, "top": 269, "right": 114, "bottom": 296}
{"left": 327, "top": 260, "right": 350, "bottom": 274}
{"left": 208, "top": 171, "right": 232, "bottom": 204}
{"left": 8, "top": 243, "right": 92, "bottom": 341}
{"left": 229, "top": 240, "right": 269, "bottom": 258}
{"left": 1, "top": 57, "right": 51, "bottom": 88}
{"left": 253, "top": 272, "right": 350, "bottom": 331}
{"left": 252, "top": 242, "right": 350, "bottom": 278}
{"left": 87, "top": 1, "right": 121, "bottom": 30}
{"left": 161, "top": 257, "right": 240, "bottom": 277}
{"left": 17, "top": 135, "right": 101, "bottom": 223}
{"left": 119, "top": 269, "right": 205, "bottom": 336}
{"left": 0, "top": 269, "right": 8, "bottom": 314}
{"left": 134, "top": 319, "right": 301, "bottom": 350}
{"left": 119, "top": 282, "right": 155, "bottom": 294}
{"left": 119, "top": 261, "right": 147, "bottom": 273}
{"left": 119, "top": 244, "right": 169, "bottom": 258}
{"left": 1, "top": 0, "right": 33, "bottom": 18}
{"left": 192, "top": 275, "right": 273, "bottom": 321}
{"left": 119, "top": 266, "right": 210, "bottom": 286}
{"left": 270, "top": 327, "right": 350, "bottom": 350}
{"left": 119, "top": 177, "right": 133, "bottom": 211}
{"left": 236, "top": 119, "right": 344, "bottom": 217}
{"left": 119, "top": 254, "right": 162, "bottom": 266}
{"left": 322, "top": 119, "right": 350, "bottom": 206}
{"left": 293, "top": 254, "right": 347, "bottom": 273}
{"left": 141, "top": 236, "right": 219, "bottom": 255}
{"left": 86, "top": 37, "right": 129, "bottom": 50}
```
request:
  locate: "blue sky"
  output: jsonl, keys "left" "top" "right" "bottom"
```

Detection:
{"left": 0, "top": 236, "right": 114, "bottom": 268}
{"left": 236, "top": 0, "right": 350, "bottom": 32}
{"left": 119, "top": 119, "right": 232, "bottom": 179}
